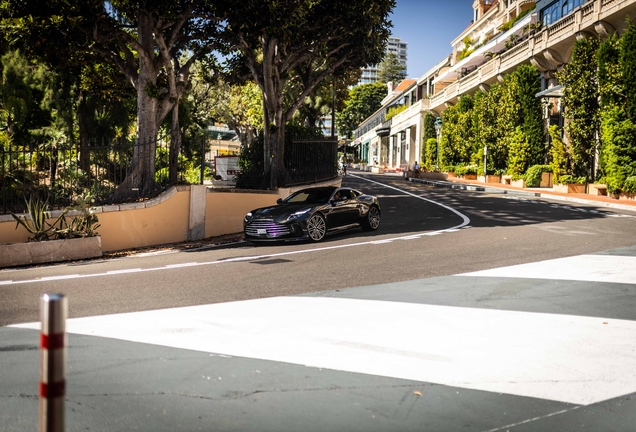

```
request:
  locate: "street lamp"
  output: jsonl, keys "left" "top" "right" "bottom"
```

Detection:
{"left": 434, "top": 116, "right": 442, "bottom": 171}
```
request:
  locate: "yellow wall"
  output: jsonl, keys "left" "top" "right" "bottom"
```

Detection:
{"left": 205, "top": 191, "right": 278, "bottom": 237}
{"left": 0, "top": 216, "right": 35, "bottom": 244}
{"left": 98, "top": 190, "right": 190, "bottom": 252}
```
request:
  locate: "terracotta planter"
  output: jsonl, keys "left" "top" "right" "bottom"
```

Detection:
{"left": 510, "top": 179, "right": 526, "bottom": 188}
{"left": 553, "top": 183, "right": 585, "bottom": 194}
{"left": 0, "top": 236, "right": 102, "bottom": 268}
{"left": 419, "top": 171, "right": 448, "bottom": 181}
{"left": 461, "top": 174, "right": 478, "bottom": 180}
{"left": 478, "top": 175, "right": 502, "bottom": 184}
{"left": 588, "top": 183, "right": 608, "bottom": 196}
{"left": 540, "top": 172, "right": 554, "bottom": 188}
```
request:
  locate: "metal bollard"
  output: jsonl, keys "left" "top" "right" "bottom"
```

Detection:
{"left": 39, "top": 294, "right": 67, "bottom": 432}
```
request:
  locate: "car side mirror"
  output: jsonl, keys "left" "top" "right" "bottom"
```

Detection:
{"left": 276, "top": 198, "right": 282, "bottom": 204}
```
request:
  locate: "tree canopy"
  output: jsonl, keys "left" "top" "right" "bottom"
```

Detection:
{"left": 336, "top": 82, "right": 387, "bottom": 139}
{"left": 220, "top": 0, "right": 395, "bottom": 187}
{"left": 378, "top": 52, "right": 406, "bottom": 84}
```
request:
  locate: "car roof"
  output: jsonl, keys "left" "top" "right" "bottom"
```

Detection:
{"left": 295, "top": 186, "right": 338, "bottom": 194}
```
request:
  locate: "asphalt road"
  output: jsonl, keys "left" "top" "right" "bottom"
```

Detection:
{"left": 2, "top": 173, "right": 636, "bottom": 432}
{"left": 1, "top": 173, "right": 635, "bottom": 326}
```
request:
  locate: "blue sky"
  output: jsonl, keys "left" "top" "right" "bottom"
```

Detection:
{"left": 390, "top": 0, "right": 474, "bottom": 78}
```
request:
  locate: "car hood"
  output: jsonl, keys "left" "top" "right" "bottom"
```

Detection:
{"left": 251, "top": 203, "right": 318, "bottom": 220}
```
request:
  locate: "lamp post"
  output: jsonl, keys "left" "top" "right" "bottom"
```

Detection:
{"left": 483, "top": 145, "right": 488, "bottom": 179}
{"left": 434, "top": 116, "right": 442, "bottom": 171}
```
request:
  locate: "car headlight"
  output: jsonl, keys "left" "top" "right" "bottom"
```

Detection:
{"left": 284, "top": 208, "right": 311, "bottom": 222}
{"left": 244, "top": 212, "right": 253, "bottom": 223}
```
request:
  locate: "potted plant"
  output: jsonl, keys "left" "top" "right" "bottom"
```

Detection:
{"left": 553, "top": 175, "right": 586, "bottom": 193}
{"left": 1, "top": 195, "right": 102, "bottom": 267}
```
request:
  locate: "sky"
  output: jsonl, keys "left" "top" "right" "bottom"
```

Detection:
{"left": 389, "top": 0, "right": 474, "bottom": 79}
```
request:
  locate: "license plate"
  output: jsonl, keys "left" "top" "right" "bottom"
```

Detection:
{"left": 257, "top": 229, "right": 267, "bottom": 235}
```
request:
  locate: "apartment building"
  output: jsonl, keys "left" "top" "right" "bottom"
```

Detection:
{"left": 353, "top": 0, "right": 636, "bottom": 170}
{"left": 359, "top": 36, "right": 408, "bottom": 85}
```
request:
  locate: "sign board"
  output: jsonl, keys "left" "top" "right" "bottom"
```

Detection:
{"left": 214, "top": 155, "right": 240, "bottom": 180}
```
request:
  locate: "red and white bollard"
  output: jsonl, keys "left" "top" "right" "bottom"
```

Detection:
{"left": 39, "top": 294, "right": 67, "bottom": 432}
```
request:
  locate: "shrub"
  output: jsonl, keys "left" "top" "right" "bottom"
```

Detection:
{"left": 454, "top": 165, "right": 478, "bottom": 176}
{"left": 600, "top": 106, "right": 636, "bottom": 193}
{"left": 624, "top": 176, "right": 636, "bottom": 194}
{"left": 506, "top": 127, "right": 531, "bottom": 177}
{"left": 424, "top": 138, "right": 438, "bottom": 171}
{"left": 549, "top": 125, "right": 571, "bottom": 183}
{"left": 558, "top": 175, "right": 586, "bottom": 185}
{"left": 524, "top": 164, "right": 552, "bottom": 187}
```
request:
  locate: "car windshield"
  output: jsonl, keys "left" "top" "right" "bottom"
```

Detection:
{"left": 283, "top": 188, "right": 334, "bottom": 204}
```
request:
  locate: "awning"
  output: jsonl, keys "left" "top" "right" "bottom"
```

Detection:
{"left": 535, "top": 85, "right": 563, "bottom": 98}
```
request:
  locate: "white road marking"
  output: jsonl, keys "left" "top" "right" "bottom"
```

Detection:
{"left": 0, "top": 178, "right": 471, "bottom": 286}
{"left": 460, "top": 254, "right": 636, "bottom": 285}
{"left": 40, "top": 274, "right": 80, "bottom": 281}
{"left": 12, "top": 296, "right": 636, "bottom": 406}
{"left": 106, "top": 268, "right": 142, "bottom": 274}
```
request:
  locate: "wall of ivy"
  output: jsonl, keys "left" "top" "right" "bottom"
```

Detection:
{"left": 434, "top": 24, "right": 636, "bottom": 194}
{"left": 438, "top": 64, "right": 543, "bottom": 176}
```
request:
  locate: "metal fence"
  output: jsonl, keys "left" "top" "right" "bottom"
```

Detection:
{"left": 285, "top": 138, "right": 338, "bottom": 186}
{"left": 237, "top": 138, "right": 338, "bottom": 190}
{"left": 1, "top": 137, "right": 175, "bottom": 214}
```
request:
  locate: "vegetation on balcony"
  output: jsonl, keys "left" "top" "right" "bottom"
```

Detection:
{"left": 500, "top": 7, "right": 535, "bottom": 32}
{"left": 385, "top": 104, "right": 408, "bottom": 121}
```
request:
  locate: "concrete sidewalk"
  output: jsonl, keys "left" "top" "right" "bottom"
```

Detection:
{"left": 401, "top": 174, "right": 636, "bottom": 212}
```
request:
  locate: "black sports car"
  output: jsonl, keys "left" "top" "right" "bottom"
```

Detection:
{"left": 244, "top": 186, "right": 381, "bottom": 242}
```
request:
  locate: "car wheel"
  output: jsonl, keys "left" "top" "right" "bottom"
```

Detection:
{"left": 362, "top": 205, "right": 380, "bottom": 231}
{"left": 307, "top": 214, "right": 326, "bottom": 242}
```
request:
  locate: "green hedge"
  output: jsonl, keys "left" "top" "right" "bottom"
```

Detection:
{"left": 524, "top": 164, "right": 552, "bottom": 187}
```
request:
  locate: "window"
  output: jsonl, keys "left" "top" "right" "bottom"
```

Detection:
{"left": 541, "top": 0, "right": 589, "bottom": 26}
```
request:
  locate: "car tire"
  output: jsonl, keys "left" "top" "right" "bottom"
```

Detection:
{"left": 362, "top": 205, "right": 380, "bottom": 231}
{"left": 307, "top": 214, "right": 327, "bottom": 242}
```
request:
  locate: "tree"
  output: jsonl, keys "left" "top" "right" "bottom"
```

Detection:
{"left": 220, "top": 0, "right": 395, "bottom": 187}
{"left": 421, "top": 112, "right": 436, "bottom": 165}
{"left": 622, "top": 22, "right": 636, "bottom": 120}
{"left": 557, "top": 36, "right": 600, "bottom": 179}
{"left": 336, "top": 82, "right": 386, "bottom": 138}
{"left": 378, "top": 51, "right": 406, "bottom": 84}
{"left": 2, "top": 0, "right": 225, "bottom": 194}
{"left": 513, "top": 65, "right": 544, "bottom": 168}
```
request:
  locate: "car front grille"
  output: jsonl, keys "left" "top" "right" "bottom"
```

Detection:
{"left": 245, "top": 220, "right": 292, "bottom": 237}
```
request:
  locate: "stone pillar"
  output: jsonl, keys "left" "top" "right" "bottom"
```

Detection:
{"left": 188, "top": 185, "right": 207, "bottom": 241}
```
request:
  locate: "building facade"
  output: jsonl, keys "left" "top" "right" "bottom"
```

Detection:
{"left": 353, "top": 0, "right": 636, "bottom": 172}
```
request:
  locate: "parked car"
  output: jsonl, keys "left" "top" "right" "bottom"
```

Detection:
{"left": 244, "top": 186, "right": 381, "bottom": 242}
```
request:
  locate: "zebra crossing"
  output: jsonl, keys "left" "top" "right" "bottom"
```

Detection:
{"left": 10, "top": 247, "right": 636, "bottom": 415}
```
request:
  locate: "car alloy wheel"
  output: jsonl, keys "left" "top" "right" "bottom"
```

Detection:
{"left": 307, "top": 214, "right": 326, "bottom": 241}
{"left": 363, "top": 205, "right": 380, "bottom": 231}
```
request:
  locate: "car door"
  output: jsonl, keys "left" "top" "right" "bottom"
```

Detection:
{"left": 325, "top": 189, "right": 350, "bottom": 228}
{"left": 332, "top": 189, "right": 360, "bottom": 227}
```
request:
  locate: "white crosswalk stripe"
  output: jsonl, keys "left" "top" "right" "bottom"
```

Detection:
{"left": 11, "top": 252, "right": 636, "bottom": 408}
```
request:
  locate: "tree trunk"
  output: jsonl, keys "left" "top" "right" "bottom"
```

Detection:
{"left": 169, "top": 104, "right": 180, "bottom": 185}
{"left": 272, "top": 107, "right": 286, "bottom": 187}
{"left": 78, "top": 93, "right": 91, "bottom": 173}
{"left": 113, "top": 10, "right": 158, "bottom": 200}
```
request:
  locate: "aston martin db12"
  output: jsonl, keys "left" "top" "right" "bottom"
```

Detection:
{"left": 244, "top": 186, "right": 380, "bottom": 242}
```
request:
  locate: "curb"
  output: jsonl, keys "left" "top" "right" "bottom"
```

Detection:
{"left": 407, "top": 178, "right": 540, "bottom": 197}
{"left": 406, "top": 177, "right": 636, "bottom": 212}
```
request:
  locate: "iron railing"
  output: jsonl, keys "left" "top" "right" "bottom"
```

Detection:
{"left": 1, "top": 137, "right": 176, "bottom": 214}
{"left": 237, "top": 138, "right": 338, "bottom": 190}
